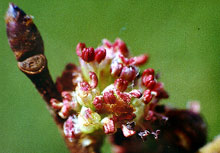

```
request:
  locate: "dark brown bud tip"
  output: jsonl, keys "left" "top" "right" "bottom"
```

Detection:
{"left": 6, "top": 3, "right": 44, "bottom": 61}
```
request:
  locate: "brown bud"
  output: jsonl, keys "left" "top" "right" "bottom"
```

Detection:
{"left": 6, "top": 3, "right": 44, "bottom": 61}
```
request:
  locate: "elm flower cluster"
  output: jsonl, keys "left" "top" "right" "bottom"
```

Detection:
{"left": 50, "top": 38, "right": 168, "bottom": 143}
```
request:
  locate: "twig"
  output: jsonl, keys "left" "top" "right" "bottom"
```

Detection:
{"left": 5, "top": 3, "right": 98, "bottom": 153}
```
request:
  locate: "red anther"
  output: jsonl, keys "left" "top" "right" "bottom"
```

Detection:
{"left": 153, "top": 82, "right": 169, "bottom": 99}
{"left": 50, "top": 98, "right": 63, "bottom": 110}
{"left": 76, "top": 43, "right": 86, "bottom": 57}
{"left": 103, "top": 119, "right": 115, "bottom": 134}
{"left": 80, "top": 81, "right": 91, "bottom": 91}
{"left": 93, "top": 96, "right": 104, "bottom": 110}
{"left": 131, "top": 54, "right": 149, "bottom": 66}
{"left": 114, "top": 78, "right": 128, "bottom": 92}
{"left": 110, "top": 62, "right": 123, "bottom": 77}
{"left": 62, "top": 91, "right": 72, "bottom": 101}
{"left": 89, "top": 72, "right": 98, "bottom": 88}
{"left": 103, "top": 90, "right": 117, "bottom": 104}
{"left": 116, "top": 90, "right": 131, "bottom": 103}
{"left": 121, "top": 124, "right": 136, "bottom": 137}
{"left": 81, "top": 47, "right": 95, "bottom": 62}
{"left": 63, "top": 116, "right": 79, "bottom": 141}
{"left": 142, "top": 68, "right": 155, "bottom": 76}
{"left": 84, "top": 108, "right": 92, "bottom": 119}
{"left": 129, "top": 89, "right": 142, "bottom": 98}
{"left": 146, "top": 80, "right": 156, "bottom": 89}
{"left": 143, "top": 89, "right": 152, "bottom": 104}
{"left": 142, "top": 74, "right": 156, "bottom": 89}
{"left": 95, "top": 48, "right": 106, "bottom": 63}
{"left": 113, "top": 39, "right": 129, "bottom": 57}
{"left": 120, "top": 66, "right": 137, "bottom": 82}
{"left": 102, "top": 39, "right": 112, "bottom": 48}
{"left": 59, "top": 102, "right": 71, "bottom": 119}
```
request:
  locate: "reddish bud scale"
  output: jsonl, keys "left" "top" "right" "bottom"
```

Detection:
{"left": 114, "top": 78, "right": 128, "bottom": 92}
{"left": 89, "top": 72, "right": 98, "bottom": 88}
{"left": 81, "top": 47, "right": 95, "bottom": 62}
{"left": 143, "top": 68, "right": 155, "bottom": 76}
{"left": 95, "top": 48, "right": 106, "bottom": 63}
{"left": 120, "top": 66, "right": 137, "bottom": 82}
{"left": 103, "top": 90, "right": 117, "bottom": 104}
{"left": 76, "top": 43, "right": 86, "bottom": 57}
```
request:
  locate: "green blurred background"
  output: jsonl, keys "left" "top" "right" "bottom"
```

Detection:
{"left": 0, "top": 0, "right": 220, "bottom": 152}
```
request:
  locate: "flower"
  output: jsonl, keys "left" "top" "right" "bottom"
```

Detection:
{"left": 51, "top": 38, "right": 169, "bottom": 140}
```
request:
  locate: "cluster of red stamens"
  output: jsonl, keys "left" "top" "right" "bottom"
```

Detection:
{"left": 50, "top": 38, "right": 169, "bottom": 142}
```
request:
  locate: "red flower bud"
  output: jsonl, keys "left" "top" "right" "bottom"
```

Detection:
{"left": 81, "top": 47, "right": 95, "bottom": 62}
{"left": 76, "top": 43, "right": 86, "bottom": 57}
{"left": 95, "top": 48, "right": 106, "bottom": 63}
{"left": 89, "top": 71, "right": 98, "bottom": 88}
{"left": 120, "top": 66, "right": 137, "bottom": 82}
{"left": 104, "top": 90, "right": 117, "bottom": 104}
{"left": 114, "top": 78, "right": 128, "bottom": 92}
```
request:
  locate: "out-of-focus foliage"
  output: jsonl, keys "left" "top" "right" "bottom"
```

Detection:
{"left": 0, "top": 0, "right": 219, "bottom": 153}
